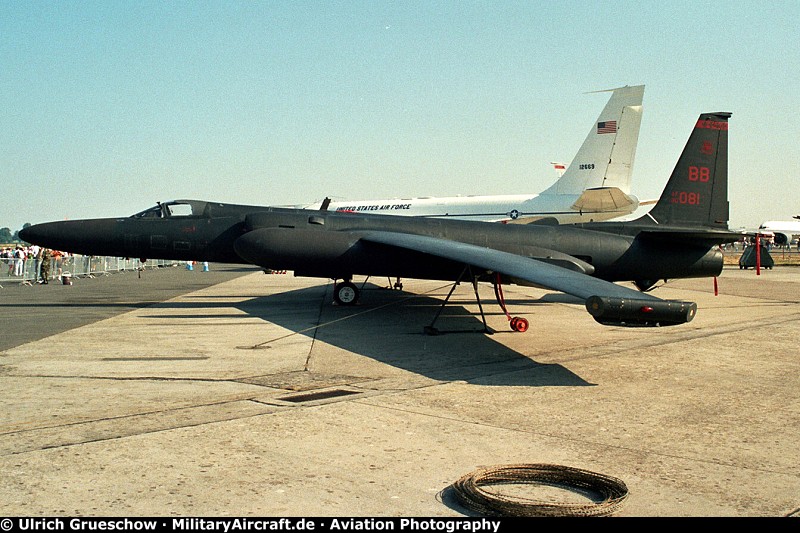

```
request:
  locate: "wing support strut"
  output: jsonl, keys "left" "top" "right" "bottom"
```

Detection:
{"left": 423, "top": 267, "right": 529, "bottom": 335}
{"left": 424, "top": 265, "right": 491, "bottom": 335}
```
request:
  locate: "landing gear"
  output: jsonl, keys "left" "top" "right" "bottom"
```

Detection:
{"left": 509, "top": 316, "right": 529, "bottom": 332}
{"left": 424, "top": 265, "right": 494, "bottom": 335}
{"left": 493, "top": 273, "right": 528, "bottom": 332}
{"left": 333, "top": 276, "right": 401, "bottom": 306}
{"left": 424, "top": 267, "right": 529, "bottom": 335}
{"left": 333, "top": 280, "right": 359, "bottom": 306}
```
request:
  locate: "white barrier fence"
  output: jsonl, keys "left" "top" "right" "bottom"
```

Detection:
{"left": 1, "top": 255, "right": 180, "bottom": 286}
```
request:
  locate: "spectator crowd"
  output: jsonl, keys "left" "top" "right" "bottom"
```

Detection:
{"left": 1, "top": 244, "right": 69, "bottom": 283}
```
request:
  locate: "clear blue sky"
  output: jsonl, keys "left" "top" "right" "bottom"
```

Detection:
{"left": 2, "top": 0, "right": 798, "bottom": 232}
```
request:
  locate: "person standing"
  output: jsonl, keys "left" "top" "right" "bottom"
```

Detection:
{"left": 30, "top": 244, "right": 41, "bottom": 278}
{"left": 14, "top": 247, "right": 25, "bottom": 276}
{"left": 39, "top": 248, "right": 51, "bottom": 284}
{"left": 52, "top": 249, "right": 63, "bottom": 280}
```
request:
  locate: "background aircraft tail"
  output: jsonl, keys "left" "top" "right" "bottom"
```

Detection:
{"left": 639, "top": 112, "right": 731, "bottom": 230}
{"left": 542, "top": 84, "right": 644, "bottom": 196}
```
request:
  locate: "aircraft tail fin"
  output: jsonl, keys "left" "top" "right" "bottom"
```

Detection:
{"left": 542, "top": 84, "right": 644, "bottom": 196}
{"left": 638, "top": 112, "right": 731, "bottom": 230}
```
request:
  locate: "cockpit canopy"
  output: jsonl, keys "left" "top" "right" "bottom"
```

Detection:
{"left": 131, "top": 200, "right": 209, "bottom": 219}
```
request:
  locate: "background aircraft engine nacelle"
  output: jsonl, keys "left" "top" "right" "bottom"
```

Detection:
{"left": 234, "top": 228, "right": 362, "bottom": 271}
{"left": 585, "top": 296, "right": 697, "bottom": 327}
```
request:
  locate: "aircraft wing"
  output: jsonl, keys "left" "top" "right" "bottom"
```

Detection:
{"left": 361, "top": 231, "right": 655, "bottom": 301}
{"left": 360, "top": 231, "right": 697, "bottom": 326}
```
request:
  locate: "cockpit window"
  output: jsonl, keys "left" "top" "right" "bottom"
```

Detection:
{"left": 166, "top": 203, "right": 194, "bottom": 217}
{"left": 132, "top": 205, "right": 163, "bottom": 218}
{"left": 131, "top": 202, "right": 196, "bottom": 218}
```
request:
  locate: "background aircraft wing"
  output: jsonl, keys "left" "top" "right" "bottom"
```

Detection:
{"left": 361, "top": 231, "right": 658, "bottom": 302}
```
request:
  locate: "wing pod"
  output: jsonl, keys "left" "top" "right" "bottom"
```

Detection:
{"left": 585, "top": 296, "right": 697, "bottom": 327}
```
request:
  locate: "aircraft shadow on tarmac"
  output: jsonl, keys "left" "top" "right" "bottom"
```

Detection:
{"left": 168, "top": 281, "right": 592, "bottom": 388}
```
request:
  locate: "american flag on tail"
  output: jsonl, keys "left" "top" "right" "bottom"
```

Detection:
{"left": 597, "top": 120, "right": 617, "bottom": 134}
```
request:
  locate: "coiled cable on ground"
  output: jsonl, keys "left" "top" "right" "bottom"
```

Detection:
{"left": 451, "top": 463, "right": 629, "bottom": 517}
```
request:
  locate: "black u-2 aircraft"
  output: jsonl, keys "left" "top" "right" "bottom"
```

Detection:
{"left": 21, "top": 112, "right": 741, "bottom": 332}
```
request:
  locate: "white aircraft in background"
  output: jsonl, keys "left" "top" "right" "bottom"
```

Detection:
{"left": 302, "top": 85, "right": 644, "bottom": 224}
{"left": 758, "top": 216, "right": 800, "bottom": 246}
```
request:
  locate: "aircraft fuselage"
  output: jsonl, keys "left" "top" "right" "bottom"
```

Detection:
{"left": 22, "top": 201, "right": 723, "bottom": 287}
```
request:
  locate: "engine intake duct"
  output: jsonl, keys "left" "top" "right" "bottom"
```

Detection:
{"left": 585, "top": 296, "right": 697, "bottom": 327}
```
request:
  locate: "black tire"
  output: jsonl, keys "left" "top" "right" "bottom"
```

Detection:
{"left": 334, "top": 281, "right": 359, "bottom": 305}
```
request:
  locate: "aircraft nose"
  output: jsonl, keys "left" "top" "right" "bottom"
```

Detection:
{"left": 19, "top": 222, "right": 62, "bottom": 247}
{"left": 18, "top": 226, "right": 33, "bottom": 243}
{"left": 18, "top": 219, "right": 121, "bottom": 256}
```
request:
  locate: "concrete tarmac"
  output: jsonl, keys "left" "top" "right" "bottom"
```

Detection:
{"left": 0, "top": 263, "right": 259, "bottom": 352}
{"left": 1, "top": 265, "right": 799, "bottom": 517}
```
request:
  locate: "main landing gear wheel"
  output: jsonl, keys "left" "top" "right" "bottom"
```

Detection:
{"left": 509, "top": 317, "right": 529, "bottom": 332}
{"left": 334, "top": 281, "right": 359, "bottom": 306}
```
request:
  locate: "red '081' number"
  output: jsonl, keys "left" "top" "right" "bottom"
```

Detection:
{"left": 672, "top": 191, "right": 701, "bottom": 205}
{"left": 688, "top": 166, "right": 709, "bottom": 182}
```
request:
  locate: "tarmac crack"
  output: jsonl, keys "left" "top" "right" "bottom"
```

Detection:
{"left": 0, "top": 398, "right": 279, "bottom": 456}
{"left": 303, "top": 281, "right": 330, "bottom": 371}
{"left": 664, "top": 280, "right": 800, "bottom": 304}
{"left": 357, "top": 399, "right": 800, "bottom": 479}
{"left": 6, "top": 374, "right": 260, "bottom": 383}
{"left": 546, "top": 311, "right": 800, "bottom": 364}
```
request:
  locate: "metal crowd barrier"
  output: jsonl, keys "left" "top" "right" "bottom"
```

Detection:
{"left": 0, "top": 255, "right": 181, "bottom": 286}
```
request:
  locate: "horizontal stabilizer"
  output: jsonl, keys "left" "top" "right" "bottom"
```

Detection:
{"left": 637, "top": 228, "right": 744, "bottom": 245}
{"left": 571, "top": 187, "right": 638, "bottom": 213}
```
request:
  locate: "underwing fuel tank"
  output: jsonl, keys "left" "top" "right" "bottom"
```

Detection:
{"left": 585, "top": 296, "right": 697, "bottom": 327}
